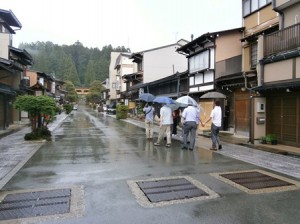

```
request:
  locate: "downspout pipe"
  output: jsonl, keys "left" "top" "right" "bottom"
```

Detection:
{"left": 259, "top": 59, "right": 264, "bottom": 86}
{"left": 273, "top": 0, "right": 284, "bottom": 30}
{"left": 242, "top": 72, "right": 252, "bottom": 143}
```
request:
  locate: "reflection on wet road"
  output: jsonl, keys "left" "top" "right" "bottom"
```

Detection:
{"left": 3, "top": 105, "right": 300, "bottom": 224}
{"left": 6, "top": 106, "right": 234, "bottom": 190}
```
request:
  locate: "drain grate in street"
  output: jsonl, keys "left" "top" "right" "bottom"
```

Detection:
{"left": 127, "top": 176, "right": 219, "bottom": 208}
{"left": 137, "top": 178, "right": 208, "bottom": 203}
{"left": 211, "top": 169, "right": 300, "bottom": 194}
{"left": 220, "top": 171, "right": 293, "bottom": 189}
{"left": 0, "top": 188, "right": 71, "bottom": 221}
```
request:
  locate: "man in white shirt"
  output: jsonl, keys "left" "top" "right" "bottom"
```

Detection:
{"left": 154, "top": 104, "right": 173, "bottom": 147}
{"left": 204, "top": 100, "right": 222, "bottom": 151}
{"left": 181, "top": 104, "right": 202, "bottom": 150}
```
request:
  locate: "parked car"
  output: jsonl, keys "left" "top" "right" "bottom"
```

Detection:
{"left": 107, "top": 102, "right": 116, "bottom": 115}
{"left": 102, "top": 104, "right": 107, "bottom": 112}
{"left": 73, "top": 104, "right": 78, "bottom": 110}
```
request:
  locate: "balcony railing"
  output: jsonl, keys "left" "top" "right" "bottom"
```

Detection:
{"left": 264, "top": 23, "right": 300, "bottom": 56}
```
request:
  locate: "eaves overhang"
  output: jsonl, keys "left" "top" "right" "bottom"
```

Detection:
{"left": 129, "top": 70, "right": 188, "bottom": 90}
{"left": 0, "top": 58, "right": 14, "bottom": 73}
{"left": 241, "top": 25, "right": 279, "bottom": 42}
{"left": 9, "top": 46, "right": 33, "bottom": 65}
{"left": 0, "top": 83, "right": 16, "bottom": 95}
{"left": 260, "top": 49, "right": 300, "bottom": 64}
{"left": 252, "top": 81, "right": 300, "bottom": 92}
{"left": 0, "top": 9, "right": 22, "bottom": 28}
{"left": 130, "top": 53, "right": 143, "bottom": 63}
{"left": 177, "top": 27, "right": 244, "bottom": 54}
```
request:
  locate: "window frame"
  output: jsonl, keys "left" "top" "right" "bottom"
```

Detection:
{"left": 243, "top": 0, "right": 272, "bottom": 17}
{"left": 250, "top": 42, "right": 258, "bottom": 69}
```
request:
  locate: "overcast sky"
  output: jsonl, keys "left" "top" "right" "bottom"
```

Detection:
{"left": 2, "top": 0, "right": 242, "bottom": 52}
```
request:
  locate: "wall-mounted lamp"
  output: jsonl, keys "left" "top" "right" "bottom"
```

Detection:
{"left": 286, "top": 88, "right": 291, "bottom": 92}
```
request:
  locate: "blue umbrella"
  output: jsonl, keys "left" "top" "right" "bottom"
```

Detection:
{"left": 153, "top": 96, "right": 176, "bottom": 104}
{"left": 138, "top": 93, "right": 155, "bottom": 102}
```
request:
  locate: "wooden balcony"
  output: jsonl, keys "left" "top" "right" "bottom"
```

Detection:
{"left": 264, "top": 23, "right": 300, "bottom": 57}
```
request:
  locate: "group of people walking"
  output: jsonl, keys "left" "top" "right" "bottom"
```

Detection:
{"left": 143, "top": 100, "right": 222, "bottom": 151}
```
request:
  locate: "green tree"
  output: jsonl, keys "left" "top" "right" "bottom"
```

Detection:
{"left": 14, "top": 95, "right": 57, "bottom": 131}
{"left": 64, "top": 81, "right": 78, "bottom": 103}
{"left": 84, "top": 60, "right": 97, "bottom": 85}
{"left": 19, "top": 41, "right": 130, "bottom": 87}
{"left": 86, "top": 80, "right": 104, "bottom": 104}
{"left": 60, "top": 55, "right": 81, "bottom": 86}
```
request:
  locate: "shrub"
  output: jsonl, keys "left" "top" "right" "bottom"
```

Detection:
{"left": 136, "top": 102, "right": 144, "bottom": 115}
{"left": 266, "top": 134, "right": 278, "bottom": 144}
{"left": 116, "top": 105, "right": 128, "bottom": 120}
{"left": 63, "top": 104, "right": 73, "bottom": 114}
{"left": 24, "top": 126, "right": 51, "bottom": 141}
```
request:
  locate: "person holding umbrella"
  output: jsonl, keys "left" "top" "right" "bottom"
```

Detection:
{"left": 143, "top": 102, "right": 155, "bottom": 139}
{"left": 181, "top": 103, "right": 203, "bottom": 150}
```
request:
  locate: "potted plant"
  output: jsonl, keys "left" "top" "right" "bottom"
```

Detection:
{"left": 266, "top": 134, "right": 278, "bottom": 145}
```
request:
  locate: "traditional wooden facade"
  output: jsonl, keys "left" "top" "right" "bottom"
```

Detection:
{"left": 176, "top": 28, "right": 244, "bottom": 132}
{"left": 250, "top": 0, "right": 300, "bottom": 147}
{"left": 0, "top": 9, "right": 33, "bottom": 130}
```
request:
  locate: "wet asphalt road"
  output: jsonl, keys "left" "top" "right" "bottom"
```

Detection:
{"left": 2, "top": 105, "right": 300, "bottom": 224}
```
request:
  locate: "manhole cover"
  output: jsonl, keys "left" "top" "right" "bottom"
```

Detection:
{"left": 127, "top": 176, "right": 219, "bottom": 208}
{"left": 137, "top": 178, "right": 208, "bottom": 203}
{"left": 0, "top": 189, "right": 71, "bottom": 221}
{"left": 211, "top": 169, "right": 300, "bottom": 194}
{"left": 220, "top": 171, "right": 293, "bottom": 189}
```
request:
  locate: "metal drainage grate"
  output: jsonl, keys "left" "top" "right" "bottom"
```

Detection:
{"left": 137, "top": 178, "right": 209, "bottom": 203}
{"left": 0, "top": 188, "right": 71, "bottom": 221}
{"left": 220, "top": 171, "right": 294, "bottom": 190}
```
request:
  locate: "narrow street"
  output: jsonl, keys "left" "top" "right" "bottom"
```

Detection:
{"left": 1, "top": 104, "right": 300, "bottom": 224}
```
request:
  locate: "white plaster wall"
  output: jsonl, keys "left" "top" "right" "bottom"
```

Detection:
{"left": 109, "top": 52, "right": 120, "bottom": 100}
{"left": 143, "top": 45, "right": 187, "bottom": 83}
{"left": 0, "top": 33, "right": 9, "bottom": 59}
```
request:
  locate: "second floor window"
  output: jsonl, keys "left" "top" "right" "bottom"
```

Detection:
{"left": 243, "top": 0, "right": 272, "bottom": 17}
{"left": 189, "top": 50, "right": 210, "bottom": 73}
{"left": 250, "top": 42, "right": 258, "bottom": 69}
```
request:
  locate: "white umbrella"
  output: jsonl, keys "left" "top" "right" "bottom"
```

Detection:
{"left": 200, "top": 91, "right": 226, "bottom": 99}
{"left": 166, "top": 101, "right": 185, "bottom": 111}
{"left": 176, "top": 95, "right": 198, "bottom": 107}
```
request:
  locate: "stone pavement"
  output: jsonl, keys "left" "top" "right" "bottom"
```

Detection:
{"left": 0, "top": 111, "right": 299, "bottom": 192}
{"left": 0, "top": 112, "right": 69, "bottom": 190}
{"left": 124, "top": 116, "right": 300, "bottom": 179}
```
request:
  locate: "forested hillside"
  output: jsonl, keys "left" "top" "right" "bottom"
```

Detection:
{"left": 19, "top": 41, "right": 130, "bottom": 87}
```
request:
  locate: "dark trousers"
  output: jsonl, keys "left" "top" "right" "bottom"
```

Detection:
{"left": 172, "top": 118, "right": 178, "bottom": 135}
{"left": 182, "top": 121, "right": 197, "bottom": 149}
{"left": 211, "top": 123, "right": 220, "bottom": 148}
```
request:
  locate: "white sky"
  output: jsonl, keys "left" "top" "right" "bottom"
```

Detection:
{"left": 2, "top": 0, "right": 242, "bottom": 52}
